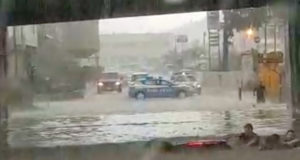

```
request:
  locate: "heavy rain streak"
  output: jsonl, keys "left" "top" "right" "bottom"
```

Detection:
{"left": 1, "top": 3, "right": 299, "bottom": 160}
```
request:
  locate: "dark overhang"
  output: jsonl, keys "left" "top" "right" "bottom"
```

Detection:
{"left": 0, "top": 0, "right": 277, "bottom": 26}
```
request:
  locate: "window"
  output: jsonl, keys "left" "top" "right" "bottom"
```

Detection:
{"left": 160, "top": 80, "right": 171, "bottom": 86}
{"left": 174, "top": 76, "right": 186, "bottom": 82}
{"left": 143, "top": 80, "right": 156, "bottom": 85}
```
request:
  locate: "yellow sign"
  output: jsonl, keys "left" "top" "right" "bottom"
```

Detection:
{"left": 258, "top": 52, "right": 283, "bottom": 63}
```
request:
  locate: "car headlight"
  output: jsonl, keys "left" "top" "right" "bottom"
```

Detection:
{"left": 115, "top": 81, "right": 121, "bottom": 86}
{"left": 98, "top": 82, "right": 104, "bottom": 86}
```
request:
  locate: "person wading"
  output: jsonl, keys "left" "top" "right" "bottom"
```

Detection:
{"left": 254, "top": 82, "right": 266, "bottom": 103}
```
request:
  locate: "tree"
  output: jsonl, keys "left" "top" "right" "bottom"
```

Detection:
{"left": 32, "top": 40, "right": 85, "bottom": 95}
{"left": 223, "top": 7, "right": 268, "bottom": 71}
{"left": 163, "top": 43, "right": 206, "bottom": 71}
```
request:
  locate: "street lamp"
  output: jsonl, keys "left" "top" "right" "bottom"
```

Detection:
{"left": 246, "top": 28, "right": 254, "bottom": 37}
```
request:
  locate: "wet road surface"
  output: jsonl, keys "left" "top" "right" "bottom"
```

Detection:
{"left": 8, "top": 88, "right": 291, "bottom": 148}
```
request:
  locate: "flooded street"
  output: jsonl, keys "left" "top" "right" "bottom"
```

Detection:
{"left": 2, "top": 4, "right": 300, "bottom": 160}
{"left": 8, "top": 88, "right": 291, "bottom": 148}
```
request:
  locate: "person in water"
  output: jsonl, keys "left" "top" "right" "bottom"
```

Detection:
{"left": 282, "top": 130, "right": 300, "bottom": 148}
{"left": 239, "top": 123, "right": 259, "bottom": 146}
{"left": 254, "top": 82, "right": 266, "bottom": 103}
{"left": 259, "top": 134, "right": 287, "bottom": 150}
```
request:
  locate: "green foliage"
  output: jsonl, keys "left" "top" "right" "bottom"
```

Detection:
{"left": 33, "top": 50, "right": 83, "bottom": 83}
{"left": 32, "top": 42, "right": 86, "bottom": 94}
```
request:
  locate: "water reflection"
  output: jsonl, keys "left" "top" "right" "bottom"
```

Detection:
{"left": 223, "top": 110, "right": 236, "bottom": 133}
{"left": 8, "top": 106, "right": 290, "bottom": 147}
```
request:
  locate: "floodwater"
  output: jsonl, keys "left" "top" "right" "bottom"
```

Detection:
{"left": 8, "top": 105, "right": 291, "bottom": 148}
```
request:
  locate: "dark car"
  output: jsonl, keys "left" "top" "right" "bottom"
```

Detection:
{"left": 128, "top": 78, "right": 193, "bottom": 99}
{"left": 97, "top": 72, "right": 122, "bottom": 94}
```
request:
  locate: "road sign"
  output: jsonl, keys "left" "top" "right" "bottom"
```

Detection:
{"left": 207, "top": 11, "right": 220, "bottom": 30}
{"left": 257, "top": 51, "right": 283, "bottom": 63}
{"left": 208, "top": 30, "right": 219, "bottom": 46}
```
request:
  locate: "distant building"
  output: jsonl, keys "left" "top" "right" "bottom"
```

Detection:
{"left": 7, "top": 25, "right": 38, "bottom": 79}
{"left": 5, "top": 25, "right": 39, "bottom": 108}
{"left": 6, "top": 20, "right": 100, "bottom": 88}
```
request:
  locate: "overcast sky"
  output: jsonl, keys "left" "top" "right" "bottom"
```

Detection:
{"left": 99, "top": 11, "right": 206, "bottom": 34}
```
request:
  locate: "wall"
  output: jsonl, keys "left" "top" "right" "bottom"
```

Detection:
{"left": 14, "top": 25, "right": 38, "bottom": 48}
{"left": 6, "top": 25, "right": 38, "bottom": 80}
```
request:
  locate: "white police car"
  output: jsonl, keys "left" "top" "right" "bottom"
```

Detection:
{"left": 128, "top": 78, "right": 193, "bottom": 99}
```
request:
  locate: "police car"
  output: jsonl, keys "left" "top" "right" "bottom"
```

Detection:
{"left": 128, "top": 78, "right": 193, "bottom": 99}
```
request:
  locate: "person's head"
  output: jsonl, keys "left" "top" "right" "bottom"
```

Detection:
{"left": 285, "top": 130, "right": 296, "bottom": 141}
{"left": 244, "top": 123, "right": 254, "bottom": 134}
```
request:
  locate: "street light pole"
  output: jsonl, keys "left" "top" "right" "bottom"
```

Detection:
{"left": 203, "top": 32, "right": 206, "bottom": 52}
{"left": 218, "top": 29, "right": 221, "bottom": 71}
{"left": 264, "top": 23, "right": 267, "bottom": 54}
{"left": 208, "top": 38, "right": 211, "bottom": 71}
{"left": 274, "top": 24, "right": 277, "bottom": 52}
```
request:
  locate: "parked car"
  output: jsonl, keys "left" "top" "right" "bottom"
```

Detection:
{"left": 128, "top": 78, "right": 193, "bottom": 99}
{"left": 171, "top": 73, "right": 202, "bottom": 95}
{"left": 97, "top": 72, "right": 122, "bottom": 93}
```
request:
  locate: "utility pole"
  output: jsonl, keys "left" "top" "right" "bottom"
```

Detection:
{"left": 208, "top": 30, "right": 221, "bottom": 71}
{"left": 264, "top": 23, "right": 267, "bottom": 54}
{"left": 203, "top": 32, "right": 206, "bottom": 51}
{"left": 203, "top": 32, "right": 209, "bottom": 71}
{"left": 13, "top": 27, "right": 18, "bottom": 76}
{"left": 222, "top": 11, "right": 229, "bottom": 71}
{"left": 223, "top": 28, "right": 229, "bottom": 71}
{"left": 218, "top": 29, "right": 221, "bottom": 70}
{"left": 207, "top": 11, "right": 220, "bottom": 71}
{"left": 274, "top": 24, "right": 277, "bottom": 52}
{"left": 208, "top": 39, "right": 211, "bottom": 70}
